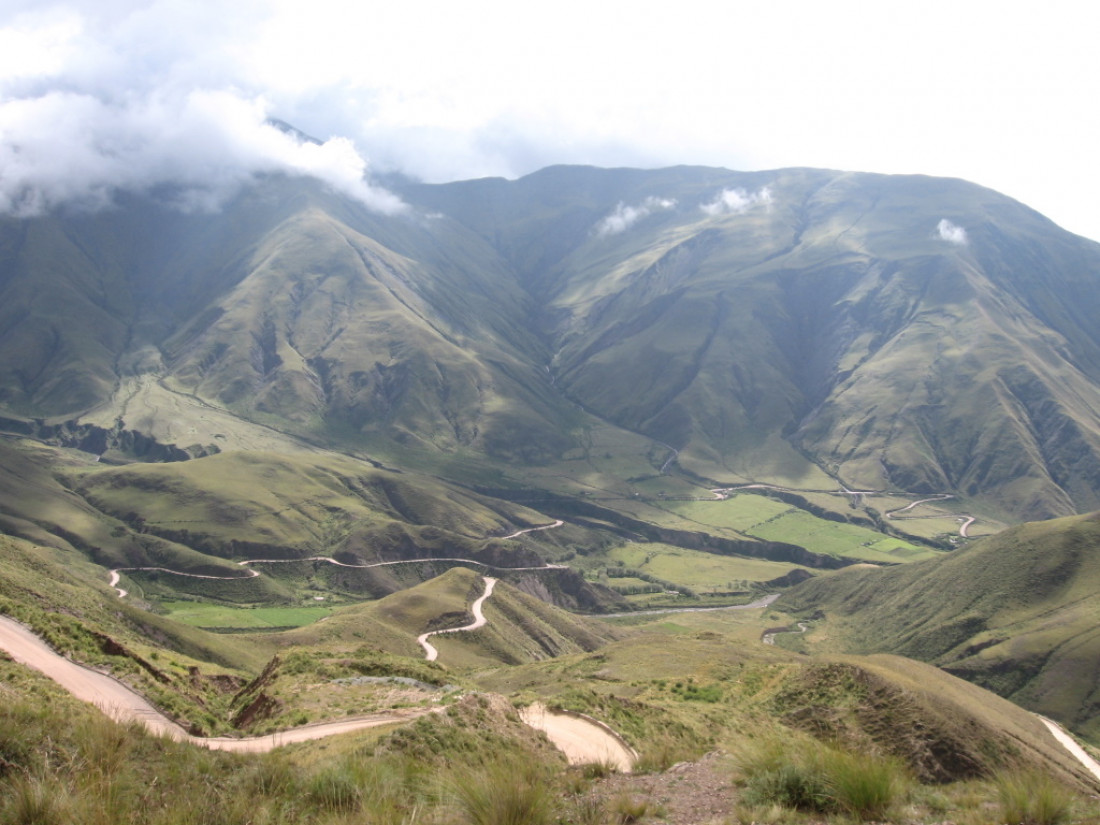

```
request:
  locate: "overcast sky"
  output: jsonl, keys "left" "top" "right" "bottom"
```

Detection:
{"left": 2, "top": 0, "right": 1099, "bottom": 240}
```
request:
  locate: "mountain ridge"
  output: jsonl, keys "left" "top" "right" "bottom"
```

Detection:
{"left": 3, "top": 164, "right": 1100, "bottom": 520}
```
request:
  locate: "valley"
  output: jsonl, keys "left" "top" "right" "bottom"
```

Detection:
{"left": 3, "top": 162, "right": 1100, "bottom": 823}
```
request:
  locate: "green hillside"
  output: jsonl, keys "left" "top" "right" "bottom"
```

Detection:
{"left": 3, "top": 167, "right": 1100, "bottom": 520}
{"left": 779, "top": 511, "right": 1100, "bottom": 742}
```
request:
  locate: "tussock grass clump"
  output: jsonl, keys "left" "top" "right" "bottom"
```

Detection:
{"left": 822, "top": 747, "right": 910, "bottom": 819}
{"left": 634, "top": 731, "right": 698, "bottom": 774}
{"left": 1, "top": 775, "right": 74, "bottom": 825}
{"left": 609, "top": 793, "right": 650, "bottom": 824}
{"left": 996, "top": 770, "right": 1077, "bottom": 825}
{"left": 449, "top": 761, "right": 554, "bottom": 825}
{"left": 734, "top": 735, "right": 910, "bottom": 819}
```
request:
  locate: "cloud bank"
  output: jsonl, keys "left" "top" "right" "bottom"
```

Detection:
{"left": 0, "top": 4, "right": 403, "bottom": 216}
{"left": 595, "top": 196, "right": 677, "bottom": 236}
{"left": 700, "top": 187, "right": 772, "bottom": 216}
{"left": 937, "top": 218, "right": 968, "bottom": 245}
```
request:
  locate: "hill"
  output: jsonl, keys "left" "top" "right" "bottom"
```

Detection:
{"left": 779, "top": 511, "right": 1100, "bottom": 742}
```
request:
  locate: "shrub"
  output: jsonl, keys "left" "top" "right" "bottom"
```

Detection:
{"left": 740, "top": 762, "right": 829, "bottom": 811}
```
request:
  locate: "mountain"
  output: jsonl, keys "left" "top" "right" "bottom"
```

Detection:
{"left": 402, "top": 166, "right": 1100, "bottom": 518}
{"left": 3, "top": 165, "right": 1100, "bottom": 522}
{"left": 778, "top": 511, "right": 1100, "bottom": 742}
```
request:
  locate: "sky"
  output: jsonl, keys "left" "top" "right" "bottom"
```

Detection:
{"left": 1, "top": 0, "right": 1099, "bottom": 239}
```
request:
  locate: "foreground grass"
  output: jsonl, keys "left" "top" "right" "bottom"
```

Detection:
{"left": 0, "top": 675, "right": 563, "bottom": 825}
{"left": 4, "top": 649, "right": 1100, "bottom": 825}
{"left": 735, "top": 736, "right": 911, "bottom": 819}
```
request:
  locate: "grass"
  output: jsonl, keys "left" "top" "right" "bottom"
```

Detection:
{"left": 750, "top": 509, "right": 930, "bottom": 562}
{"left": 735, "top": 735, "right": 911, "bottom": 819}
{"left": 605, "top": 542, "right": 800, "bottom": 591}
{"left": 780, "top": 510, "right": 1100, "bottom": 745}
{"left": 664, "top": 495, "right": 794, "bottom": 533}
{"left": 450, "top": 761, "right": 554, "bottom": 825}
{"left": 159, "top": 601, "right": 333, "bottom": 630}
{"left": 997, "top": 770, "right": 1078, "bottom": 825}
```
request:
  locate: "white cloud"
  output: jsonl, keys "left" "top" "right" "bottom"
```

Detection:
{"left": 0, "top": 3, "right": 404, "bottom": 216}
{"left": 700, "top": 187, "right": 772, "bottom": 217}
{"left": 595, "top": 196, "right": 677, "bottom": 237}
{"left": 936, "top": 218, "right": 968, "bottom": 246}
{"left": 0, "top": 2, "right": 1098, "bottom": 240}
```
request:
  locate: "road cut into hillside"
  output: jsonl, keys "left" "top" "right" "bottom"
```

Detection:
{"left": 108, "top": 523, "right": 568, "bottom": 599}
{"left": 1039, "top": 716, "right": 1100, "bottom": 783}
{"left": 520, "top": 702, "right": 636, "bottom": 772}
{"left": 0, "top": 615, "right": 432, "bottom": 751}
{"left": 417, "top": 576, "right": 497, "bottom": 661}
{"left": 1, "top": 611, "right": 637, "bottom": 770}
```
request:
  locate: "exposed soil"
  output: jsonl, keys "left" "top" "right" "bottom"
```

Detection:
{"left": 583, "top": 751, "right": 737, "bottom": 825}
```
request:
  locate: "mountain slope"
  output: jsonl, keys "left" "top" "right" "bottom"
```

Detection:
{"left": 3, "top": 165, "right": 1100, "bottom": 519}
{"left": 778, "top": 511, "right": 1100, "bottom": 742}
{"left": 405, "top": 166, "right": 1100, "bottom": 517}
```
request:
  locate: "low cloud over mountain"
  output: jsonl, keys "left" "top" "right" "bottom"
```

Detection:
{"left": 0, "top": 3, "right": 403, "bottom": 215}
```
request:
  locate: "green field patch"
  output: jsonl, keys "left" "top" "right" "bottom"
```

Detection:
{"left": 750, "top": 510, "right": 933, "bottom": 562}
{"left": 160, "top": 601, "right": 334, "bottom": 630}
{"left": 607, "top": 542, "right": 798, "bottom": 593}
{"left": 661, "top": 495, "right": 793, "bottom": 533}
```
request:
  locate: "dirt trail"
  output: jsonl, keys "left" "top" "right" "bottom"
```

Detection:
{"left": 1039, "top": 716, "right": 1100, "bottom": 784}
{"left": 762, "top": 621, "right": 808, "bottom": 646}
{"left": 418, "top": 576, "right": 497, "bottom": 661}
{"left": 520, "top": 702, "right": 636, "bottom": 771}
{"left": 0, "top": 615, "right": 431, "bottom": 751}
{"left": 714, "top": 484, "right": 978, "bottom": 538}
{"left": 499, "top": 520, "right": 564, "bottom": 540}
{"left": 108, "top": 521, "right": 566, "bottom": 599}
{"left": 1, "top": 612, "right": 637, "bottom": 771}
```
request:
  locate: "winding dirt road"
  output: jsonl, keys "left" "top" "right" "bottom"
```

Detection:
{"left": 0, "top": 608, "right": 638, "bottom": 769}
{"left": 0, "top": 615, "right": 431, "bottom": 751}
{"left": 521, "top": 702, "right": 636, "bottom": 771}
{"left": 417, "top": 577, "right": 497, "bottom": 661}
{"left": 108, "top": 522, "right": 567, "bottom": 599}
{"left": 713, "top": 484, "right": 979, "bottom": 538}
{"left": 1039, "top": 717, "right": 1100, "bottom": 783}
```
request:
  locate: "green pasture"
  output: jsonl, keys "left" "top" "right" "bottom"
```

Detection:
{"left": 606, "top": 543, "right": 798, "bottom": 592}
{"left": 661, "top": 494, "right": 793, "bottom": 533}
{"left": 750, "top": 510, "right": 932, "bottom": 562}
{"left": 159, "top": 601, "right": 334, "bottom": 630}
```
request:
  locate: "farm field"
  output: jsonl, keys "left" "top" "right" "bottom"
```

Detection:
{"left": 159, "top": 601, "right": 334, "bottom": 630}
{"left": 749, "top": 510, "right": 932, "bottom": 562}
{"left": 606, "top": 542, "right": 799, "bottom": 593}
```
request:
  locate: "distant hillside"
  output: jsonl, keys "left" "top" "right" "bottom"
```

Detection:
{"left": 273, "top": 567, "right": 615, "bottom": 666}
{"left": 779, "top": 511, "right": 1100, "bottom": 742}
{"left": 2, "top": 165, "right": 1100, "bottom": 518}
